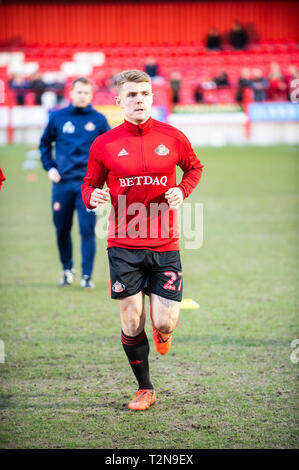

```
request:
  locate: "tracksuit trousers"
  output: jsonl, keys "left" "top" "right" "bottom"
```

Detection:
{"left": 52, "top": 179, "right": 96, "bottom": 277}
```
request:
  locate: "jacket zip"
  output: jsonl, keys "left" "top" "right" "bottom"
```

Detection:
{"left": 139, "top": 128, "right": 146, "bottom": 172}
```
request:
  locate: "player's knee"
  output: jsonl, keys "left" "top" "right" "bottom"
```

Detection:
{"left": 155, "top": 321, "right": 172, "bottom": 334}
{"left": 79, "top": 212, "right": 96, "bottom": 235}
{"left": 121, "top": 306, "right": 144, "bottom": 336}
{"left": 155, "top": 315, "right": 179, "bottom": 334}
{"left": 55, "top": 226, "right": 71, "bottom": 239}
{"left": 79, "top": 225, "right": 95, "bottom": 238}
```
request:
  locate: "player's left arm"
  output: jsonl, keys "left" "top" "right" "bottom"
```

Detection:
{"left": 175, "top": 132, "right": 203, "bottom": 199}
{"left": 165, "top": 133, "right": 203, "bottom": 208}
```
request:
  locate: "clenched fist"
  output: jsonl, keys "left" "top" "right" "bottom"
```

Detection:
{"left": 165, "top": 187, "right": 184, "bottom": 209}
{"left": 48, "top": 168, "right": 61, "bottom": 183}
{"left": 90, "top": 187, "right": 110, "bottom": 208}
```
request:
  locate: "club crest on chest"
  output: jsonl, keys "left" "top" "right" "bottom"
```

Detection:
{"left": 155, "top": 144, "right": 170, "bottom": 156}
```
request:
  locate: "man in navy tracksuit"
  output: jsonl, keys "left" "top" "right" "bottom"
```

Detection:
{"left": 39, "top": 77, "right": 110, "bottom": 288}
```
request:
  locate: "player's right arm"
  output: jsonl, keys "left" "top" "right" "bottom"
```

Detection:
{"left": 81, "top": 137, "right": 109, "bottom": 209}
{"left": 39, "top": 115, "right": 61, "bottom": 182}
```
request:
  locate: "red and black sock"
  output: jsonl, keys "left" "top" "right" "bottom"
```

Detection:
{"left": 121, "top": 329, "right": 153, "bottom": 390}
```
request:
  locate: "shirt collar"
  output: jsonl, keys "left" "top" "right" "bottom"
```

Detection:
{"left": 69, "top": 103, "right": 93, "bottom": 113}
{"left": 124, "top": 117, "right": 153, "bottom": 135}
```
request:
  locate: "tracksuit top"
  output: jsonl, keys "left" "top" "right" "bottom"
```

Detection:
{"left": 81, "top": 117, "right": 203, "bottom": 251}
{"left": 39, "top": 104, "right": 110, "bottom": 180}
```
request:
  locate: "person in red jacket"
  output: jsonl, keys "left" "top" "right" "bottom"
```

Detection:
{"left": 0, "top": 168, "right": 5, "bottom": 190}
{"left": 82, "top": 70, "right": 203, "bottom": 411}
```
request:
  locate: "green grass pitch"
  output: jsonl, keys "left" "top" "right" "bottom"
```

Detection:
{"left": 0, "top": 144, "right": 298, "bottom": 449}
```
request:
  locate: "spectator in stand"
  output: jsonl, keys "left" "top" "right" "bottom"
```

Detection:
{"left": 286, "top": 65, "right": 299, "bottom": 82}
{"left": 194, "top": 83, "right": 204, "bottom": 103}
{"left": 169, "top": 72, "right": 181, "bottom": 104}
{"left": 29, "top": 72, "right": 46, "bottom": 105}
{"left": 235, "top": 67, "right": 251, "bottom": 104}
{"left": 145, "top": 56, "right": 159, "bottom": 78}
{"left": 268, "top": 62, "right": 282, "bottom": 79}
{"left": 229, "top": 21, "right": 247, "bottom": 50}
{"left": 94, "top": 70, "right": 107, "bottom": 92}
{"left": 106, "top": 69, "right": 120, "bottom": 90}
{"left": 41, "top": 72, "right": 64, "bottom": 108}
{"left": 8, "top": 74, "right": 27, "bottom": 105}
{"left": 206, "top": 27, "right": 221, "bottom": 51}
{"left": 213, "top": 71, "right": 230, "bottom": 87}
{"left": 52, "top": 73, "right": 66, "bottom": 104}
{"left": 286, "top": 65, "right": 299, "bottom": 101}
{"left": 144, "top": 57, "right": 164, "bottom": 84}
{"left": 250, "top": 68, "right": 268, "bottom": 102}
{"left": 268, "top": 63, "right": 288, "bottom": 101}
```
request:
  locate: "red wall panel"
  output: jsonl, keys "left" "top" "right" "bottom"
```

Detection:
{"left": 0, "top": 1, "right": 298, "bottom": 46}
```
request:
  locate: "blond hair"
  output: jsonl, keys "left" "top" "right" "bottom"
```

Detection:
{"left": 116, "top": 70, "right": 151, "bottom": 92}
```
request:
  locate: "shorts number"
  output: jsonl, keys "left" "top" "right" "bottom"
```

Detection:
{"left": 178, "top": 271, "right": 182, "bottom": 291}
{"left": 163, "top": 271, "right": 182, "bottom": 291}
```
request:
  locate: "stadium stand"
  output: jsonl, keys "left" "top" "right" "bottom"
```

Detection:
{"left": 0, "top": 0, "right": 298, "bottom": 108}
{"left": 1, "top": 41, "right": 298, "bottom": 106}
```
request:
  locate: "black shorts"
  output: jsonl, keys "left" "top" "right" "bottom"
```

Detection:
{"left": 108, "top": 247, "right": 183, "bottom": 302}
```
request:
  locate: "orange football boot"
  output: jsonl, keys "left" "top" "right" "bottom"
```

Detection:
{"left": 128, "top": 389, "right": 156, "bottom": 411}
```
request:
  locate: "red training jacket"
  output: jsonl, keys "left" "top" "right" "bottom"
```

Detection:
{"left": 0, "top": 167, "right": 5, "bottom": 190}
{"left": 81, "top": 117, "right": 203, "bottom": 251}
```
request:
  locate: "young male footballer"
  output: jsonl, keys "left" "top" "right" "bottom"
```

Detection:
{"left": 40, "top": 78, "right": 110, "bottom": 288}
{"left": 82, "top": 70, "right": 203, "bottom": 410}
